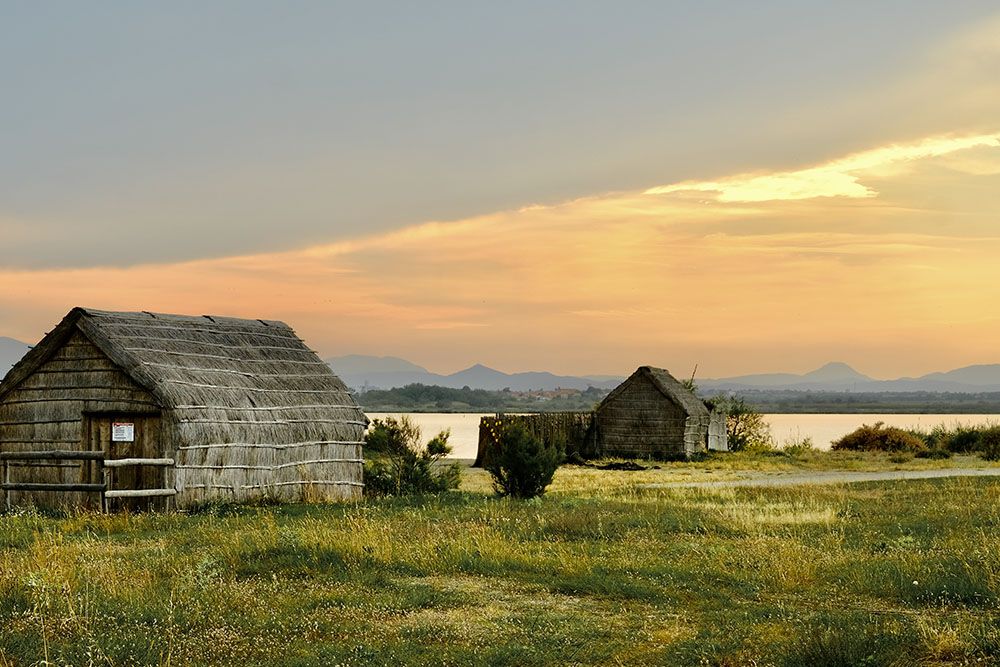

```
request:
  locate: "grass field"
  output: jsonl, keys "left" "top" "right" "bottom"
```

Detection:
{"left": 2, "top": 452, "right": 1000, "bottom": 666}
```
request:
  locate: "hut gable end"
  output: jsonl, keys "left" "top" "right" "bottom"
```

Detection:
{"left": 0, "top": 330, "right": 158, "bottom": 443}
{"left": 0, "top": 329, "right": 159, "bottom": 509}
{"left": 596, "top": 366, "right": 711, "bottom": 459}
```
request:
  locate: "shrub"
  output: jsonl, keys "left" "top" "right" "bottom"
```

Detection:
{"left": 915, "top": 446, "right": 953, "bottom": 460}
{"left": 943, "top": 426, "right": 982, "bottom": 453}
{"left": 979, "top": 426, "right": 1000, "bottom": 461}
{"left": 781, "top": 437, "right": 815, "bottom": 457}
{"left": 710, "top": 395, "right": 773, "bottom": 452}
{"left": 486, "top": 424, "right": 563, "bottom": 499}
{"left": 831, "top": 422, "right": 928, "bottom": 454}
{"left": 363, "top": 417, "right": 461, "bottom": 497}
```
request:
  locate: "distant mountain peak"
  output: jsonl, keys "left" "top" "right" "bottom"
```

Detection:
{"left": 328, "top": 355, "right": 623, "bottom": 391}
{"left": 0, "top": 336, "right": 32, "bottom": 376}
{"left": 804, "top": 361, "right": 869, "bottom": 381}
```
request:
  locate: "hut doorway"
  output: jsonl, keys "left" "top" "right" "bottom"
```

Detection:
{"left": 83, "top": 413, "right": 167, "bottom": 511}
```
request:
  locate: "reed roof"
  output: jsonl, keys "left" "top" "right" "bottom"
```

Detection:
{"left": 599, "top": 366, "right": 709, "bottom": 417}
{"left": 0, "top": 307, "right": 365, "bottom": 433}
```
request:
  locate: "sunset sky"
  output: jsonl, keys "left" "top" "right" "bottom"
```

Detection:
{"left": 2, "top": 3, "right": 1000, "bottom": 378}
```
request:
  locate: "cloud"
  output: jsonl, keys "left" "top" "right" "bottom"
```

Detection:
{"left": 645, "top": 133, "right": 1000, "bottom": 202}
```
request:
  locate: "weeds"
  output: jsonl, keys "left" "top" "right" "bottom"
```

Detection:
{"left": 2, "top": 461, "right": 1000, "bottom": 665}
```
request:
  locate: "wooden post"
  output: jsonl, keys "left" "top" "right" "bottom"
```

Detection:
{"left": 103, "top": 465, "right": 113, "bottom": 513}
{"left": 98, "top": 457, "right": 107, "bottom": 513}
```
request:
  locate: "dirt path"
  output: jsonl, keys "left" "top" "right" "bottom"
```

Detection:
{"left": 643, "top": 467, "right": 1000, "bottom": 489}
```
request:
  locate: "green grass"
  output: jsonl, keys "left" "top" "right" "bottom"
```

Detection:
{"left": 2, "top": 453, "right": 1000, "bottom": 665}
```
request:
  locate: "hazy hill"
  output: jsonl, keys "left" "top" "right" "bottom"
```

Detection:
{"left": 918, "top": 364, "right": 1000, "bottom": 386}
{"left": 700, "top": 362, "right": 874, "bottom": 390}
{"left": 325, "top": 354, "right": 1000, "bottom": 393}
{"left": 0, "top": 337, "right": 31, "bottom": 378}
{"left": 327, "top": 355, "right": 623, "bottom": 391}
{"left": 702, "top": 362, "right": 1000, "bottom": 393}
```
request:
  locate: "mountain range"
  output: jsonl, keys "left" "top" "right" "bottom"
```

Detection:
{"left": 699, "top": 361, "right": 1000, "bottom": 393}
{"left": 0, "top": 337, "right": 32, "bottom": 377}
{"left": 5, "top": 339, "right": 1000, "bottom": 393}
{"left": 328, "top": 356, "right": 1000, "bottom": 393}
{"left": 326, "top": 355, "right": 624, "bottom": 392}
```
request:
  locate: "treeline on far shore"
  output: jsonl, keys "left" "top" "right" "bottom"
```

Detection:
{"left": 355, "top": 383, "right": 609, "bottom": 412}
{"left": 729, "top": 389, "right": 1000, "bottom": 414}
{"left": 355, "top": 383, "right": 1000, "bottom": 414}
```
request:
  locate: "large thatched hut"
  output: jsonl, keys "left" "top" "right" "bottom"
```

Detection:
{"left": 596, "top": 366, "right": 727, "bottom": 459}
{"left": 0, "top": 308, "right": 366, "bottom": 511}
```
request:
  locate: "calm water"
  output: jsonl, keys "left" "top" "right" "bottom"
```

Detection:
{"left": 368, "top": 412, "right": 1000, "bottom": 459}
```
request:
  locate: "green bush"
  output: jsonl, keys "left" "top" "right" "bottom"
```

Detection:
{"left": 709, "top": 395, "right": 773, "bottom": 452}
{"left": 979, "top": 426, "right": 1000, "bottom": 461}
{"left": 915, "top": 446, "right": 953, "bottom": 460}
{"left": 831, "top": 422, "right": 928, "bottom": 454}
{"left": 363, "top": 417, "right": 461, "bottom": 497}
{"left": 943, "top": 426, "right": 982, "bottom": 453}
{"left": 486, "top": 424, "right": 563, "bottom": 499}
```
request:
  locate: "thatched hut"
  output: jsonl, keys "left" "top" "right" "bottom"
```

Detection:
{"left": 0, "top": 308, "right": 366, "bottom": 511}
{"left": 596, "top": 366, "right": 727, "bottom": 459}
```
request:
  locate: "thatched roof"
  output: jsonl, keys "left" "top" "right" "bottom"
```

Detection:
{"left": 0, "top": 307, "right": 366, "bottom": 434}
{"left": 599, "top": 366, "right": 709, "bottom": 417}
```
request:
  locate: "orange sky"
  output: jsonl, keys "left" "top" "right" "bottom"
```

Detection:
{"left": 2, "top": 10, "right": 1000, "bottom": 378}
{"left": 3, "top": 130, "right": 1000, "bottom": 377}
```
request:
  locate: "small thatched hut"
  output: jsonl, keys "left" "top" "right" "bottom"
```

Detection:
{"left": 596, "top": 366, "right": 727, "bottom": 459}
{"left": 0, "top": 308, "right": 366, "bottom": 511}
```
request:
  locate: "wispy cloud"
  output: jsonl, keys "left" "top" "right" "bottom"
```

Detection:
{"left": 645, "top": 133, "right": 1000, "bottom": 202}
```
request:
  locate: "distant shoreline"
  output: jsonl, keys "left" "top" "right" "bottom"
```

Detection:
{"left": 355, "top": 384, "right": 1000, "bottom": 415}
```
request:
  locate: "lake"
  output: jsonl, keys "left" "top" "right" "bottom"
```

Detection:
{"left": 367, "top": 412, "right": 1000, "bottom": 459}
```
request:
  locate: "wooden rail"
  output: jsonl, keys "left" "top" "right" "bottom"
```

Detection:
{"left": 105, "top": 488, "right": 177, "bottom": 499}
{"left": 102, "top": 458, "right": 176, "bottom": 510}
{"left": 1, "top": 451, "right": 177, "bottom": 512}
{"left": 2, "top": 450, "right": 106, "bottom": 511}
{"left": 103, "top": 458, "right": 174, "bottom": 468}
{"left": 2, "top": 483, "right": 106, "bottom": 492}
{"left": 1, "top": 450, "right": 104, "bottom": 461}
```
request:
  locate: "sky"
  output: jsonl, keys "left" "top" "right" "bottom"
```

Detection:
{"left": 2, "top": 2, "right": 1000, "bottom": 378}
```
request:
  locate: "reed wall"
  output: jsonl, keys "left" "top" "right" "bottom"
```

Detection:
{"left": 0, "top": 331, "right": 158, "bottom": 509}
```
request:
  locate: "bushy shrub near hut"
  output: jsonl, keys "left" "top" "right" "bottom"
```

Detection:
{"left": 709, "top": 395, "right": 772, "bottom": 452}
{"left": 486, "top": 424, "right": 563, "bottom": 499}
{"left": 363, "top": 417, "right": 461, "bottom": 497}
{"left": 832, "top": 422, "right": 928, "bottom": 454}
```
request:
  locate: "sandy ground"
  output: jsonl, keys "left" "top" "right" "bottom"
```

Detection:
{"left": 642, "top": 467, "right": 1000, "bottom": 489}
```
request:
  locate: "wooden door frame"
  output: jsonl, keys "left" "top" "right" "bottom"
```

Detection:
{"left": 82, "top": 410, "right": 167, "bottom": 511}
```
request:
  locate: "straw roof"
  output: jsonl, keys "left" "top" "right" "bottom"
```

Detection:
{"left": 0, "top": 307, "right": 366, "bottom": 442}
{"left": 599, "top": 366, "right": 709, "bottom": 417}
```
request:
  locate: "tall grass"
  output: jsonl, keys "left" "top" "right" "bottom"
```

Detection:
{"left": 2, "top": 462, "right": 1000, "bottom": 665}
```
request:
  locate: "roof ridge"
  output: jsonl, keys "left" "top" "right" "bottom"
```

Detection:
{"left": 77, "top": 307, "right": 290, "bottom": 329}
